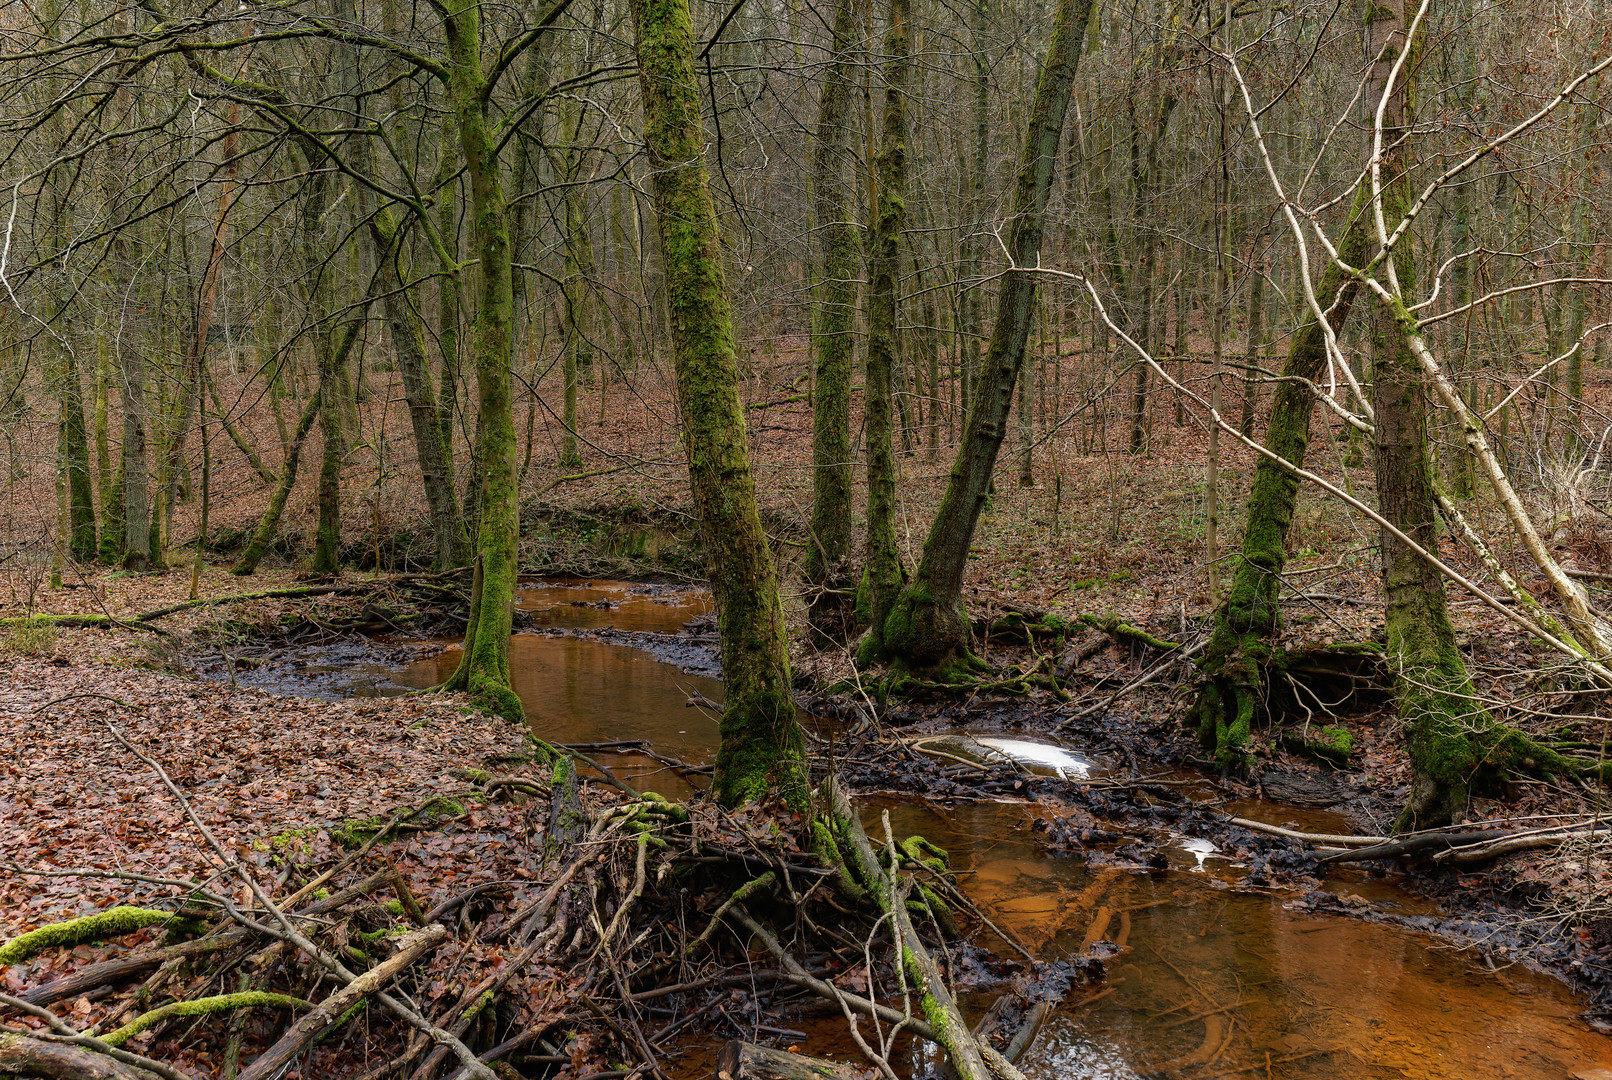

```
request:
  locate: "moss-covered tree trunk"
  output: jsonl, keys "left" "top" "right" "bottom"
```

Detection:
{"left": 1190, "top": 205, "right": 1370, "bottom": 763}
{"left": 234, "top": 388, "right": 322, "bottom": 575}
{"left": 1365, "top": 0, "right": 1514, "bottom": 826}
{"left": 560, "top": 182, "right": 592, "bottom": 469}
{"left": 804, "top": 0, "right": 860, "bottom": 634}
{"left": 630, "top": 0, "right": 806, "bottom": 808}
{"left": 876, "top": 0, "right": 1093, "bottom": 675}
{"left": 117, "top": 268, "right": 151, "bottom": 571}
{"left": 436, "top": 0, "right": 525, "bottom": 723}
{"left": 856, "top": 0, "right": 911, "bottom": 661}
{"left": 55, "top": 346, "right": 97, "bottom": 562}
{"left": 310, "top": 331, "right": 346, "bottom": 574}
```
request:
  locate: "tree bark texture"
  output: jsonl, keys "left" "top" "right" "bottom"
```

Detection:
{"left": 437, "top": 0, "right": 526, "bottom": 723}
{"left": 369, "top": 209, "right": 471, "bottom": 569}
{"left": 856, "top": 0, "right": 912, "bottom": 660}
{"left": 631, "top": 0, "right": 806, "bottom": 808}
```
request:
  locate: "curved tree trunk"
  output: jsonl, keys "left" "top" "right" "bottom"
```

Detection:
{"left": 234, "top": 388, "right": 322, "bottom": 576}
{"left": 630, "top": 0, "right": 806, "bottom": 808}
{"left": 877, "top": 0, "right": 1094, "bottom": 676}
{"left": 804, "top": 0, "right": 860, "bottom": 635}
{"left": 1189, "top": 205, "right": 1369, "bottom": 765}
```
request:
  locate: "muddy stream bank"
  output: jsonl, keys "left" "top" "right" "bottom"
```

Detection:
{"left": 209, "top": 578, "right": 1612, "bottom": 1079}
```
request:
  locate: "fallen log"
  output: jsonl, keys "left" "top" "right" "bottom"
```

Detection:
{"left": 0, "top": 907, "right": 179, "bottom": 967}
{"left": 236, "top": 923, "right": 448, "bottom": 1080}
{"left": 0, "top": 1032, "right": 154, "bottom": 1080}
{"left": 715, "top": 1040, "right": 866, "bottom": 1080}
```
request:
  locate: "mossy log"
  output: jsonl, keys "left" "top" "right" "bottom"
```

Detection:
{"left": 0, "top": 906, "right": 177, "bottom": 967}
{"left": 1082, "top": 614, "right": 1178, "bottom": 653}
{"left": 102, "top": 991, "right": 314, "bottom": 1047}
{"left": 817, "top": 780, "right": 1024, "bottom": 1080}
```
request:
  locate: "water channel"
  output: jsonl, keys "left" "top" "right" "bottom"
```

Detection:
{"left": 288, "top": 579, "right": 1612, "bottom": 1078}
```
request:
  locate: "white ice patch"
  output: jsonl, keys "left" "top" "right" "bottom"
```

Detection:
{"left": 971, "top": 737, "right": 1094, "bottom": 780}
{"left": 1177, "top": 835, "right": 1219, "bottom": 871}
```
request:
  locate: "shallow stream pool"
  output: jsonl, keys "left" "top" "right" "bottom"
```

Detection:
{"left": 359, "top": 579, "right": 1612, "bottom": 1077}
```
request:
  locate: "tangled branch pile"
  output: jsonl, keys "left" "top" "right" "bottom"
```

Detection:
{"left": 1, "top": 725, "right": 1072, "bottom": 1080}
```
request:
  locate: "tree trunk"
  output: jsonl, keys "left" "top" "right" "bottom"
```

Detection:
{"left": 56, "top": 344, "right": 97, "bottom": 562}
{"left": 804, "top": 0, "right": 861, "bottom": 634}
{"left": 234, "top": 388, "right": 322, "bottom": 576}
{"left": 1190, "top": 204, "right": 1370, "bottom": 766}
{"left": 856, "top": 0, "right": 912, "bottom": 660}
{"left": 116, "top": 270, "right": 151, "bottom": 572}
{"left": 630, "top": 0, "right": 806, "bottom": 808}
{"left": 560, "top": 180, "right": 591, "bottom": 468}
{"left": 436, "top": 0, "right": 528, "bottom": 724}
{"left": 1364, "top": 0, "right": 1496, "bottom": 828}
{"left": 1240, "top": 236, "right": 1266, "bottom": 436}
{"left": 876, "top": 0, "right": 1093, "bottom": 675}
{"left": 368, "top": 210, "right": 471, "bottom": 569}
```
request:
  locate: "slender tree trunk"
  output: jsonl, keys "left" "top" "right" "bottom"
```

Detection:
{"left": 234, "top": 388, "right": 322, "bottom": 575}
{"left": 95, "top": 325, "right": 123, "bottom": 565}
{"left": 630, "top": 0, "right": 806, "bottom": 807}
{"left": 560, "top": 183, "right": 591, "bottom": 468}
{"left": 805, "top": 0, "right": 861, "bottom": 633}
{"left": 878, "top": 0, "right": 1094, "bottom": 674}
{"left": 369, "top": 210, "right": 471, "bottom": 568}
{"left": 207, "top": 378, "right": 276, "bottom": 485}
{"left": 960, "top": 0, "right": 991, "bottom": 415}
{"left": 116, "top": 267, "right": 151, "bottom": 571}
{"left": 55, "top": 346, "right": 97, "bottom": 562}
{"left": 1240, "top": 236, "right": 1266, "bottom": 436}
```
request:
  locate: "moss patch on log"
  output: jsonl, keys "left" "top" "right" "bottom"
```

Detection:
{"left": 0, "top": 907, "right": 177, "bottom": 967}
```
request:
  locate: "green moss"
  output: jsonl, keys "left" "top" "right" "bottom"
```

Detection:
{"left": 0, "top": 907, "right": 176, "bottom": 966}
{"left": 1282, "top": 724, "right": 1353, "bottom": 765}
{"left": 330, "top": 795, "right": 467, "bottom": 849}
{"left": 252, "top": 825, "right": 318, "bottom": 853}
{"left": 102, "top": 992, "right": 313, "bottom": 1046}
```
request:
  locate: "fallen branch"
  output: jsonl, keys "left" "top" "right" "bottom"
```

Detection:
{"left": 0, "top": 1031, "right": 154, "bottom": 1080}
{"left": 103, "top": 991, "right": 314, "bottom": 1048}
{"left": 1227, "top": 818, "right": 1387, "bottom": 847}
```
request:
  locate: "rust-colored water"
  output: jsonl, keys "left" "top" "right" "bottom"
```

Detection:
{"left": 875, "top": 801, "right": 1612, "bottom": 1079}
{"left": 384, "top": 579, "right": 1612, "bottom": 1079}
{"left": 391, "top": 634, "right": 723, "bottom": 800}
{"left": 513, "top": 577, "right": 712, "bottom": 632}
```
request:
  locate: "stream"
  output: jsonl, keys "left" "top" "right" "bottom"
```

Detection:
{"left": 231, "top": 578, "right": 1612, "bottom": 1078}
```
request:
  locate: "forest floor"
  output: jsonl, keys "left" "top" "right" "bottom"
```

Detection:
{"left": 5, "top": 546, "right": 1612, "bottom": 1078}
